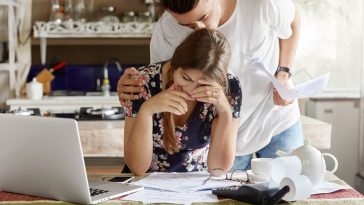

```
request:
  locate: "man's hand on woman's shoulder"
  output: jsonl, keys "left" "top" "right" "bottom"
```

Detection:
{"left": 117, "top": 67, "right": 145, "bottom": 107}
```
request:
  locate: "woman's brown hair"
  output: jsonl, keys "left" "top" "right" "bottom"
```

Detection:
{"left": 163, "top": 29, "right": 231, "bottom": 154}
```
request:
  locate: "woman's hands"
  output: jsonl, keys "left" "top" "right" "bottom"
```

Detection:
{"left": 190, "top": 79, "right": 231, "bottom": 116}
{"left": 140, "top": 86, "right": 193, "bottom": 117}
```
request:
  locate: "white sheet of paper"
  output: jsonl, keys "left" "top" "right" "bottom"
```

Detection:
{"left": 131, "top": 172, "right": 241, "bottom": 192}
{"left": 123, "top": 189, "right": 218, "bottom": 205}
{"left": 253, "top": 59, "right": 330, "bottom": 100}
{"left": 312, "top": 181, "right": 351, "bottom": 195}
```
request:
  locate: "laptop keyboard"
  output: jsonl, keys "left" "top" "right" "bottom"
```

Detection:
{"left": 90, "top": 188, "right": 110, "bottom": 197}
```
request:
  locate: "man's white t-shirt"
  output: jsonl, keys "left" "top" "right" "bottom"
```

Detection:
{"left": 149, "top": 0, "right": 301, "bottom": 156}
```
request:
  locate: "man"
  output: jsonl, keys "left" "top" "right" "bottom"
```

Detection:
{"left": 117, "top": 0, "right": 303, "bottom": 170}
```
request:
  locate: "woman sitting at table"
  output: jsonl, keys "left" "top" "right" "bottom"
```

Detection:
{"left": 123, "top": 29, "right": 242, "bottom": 176}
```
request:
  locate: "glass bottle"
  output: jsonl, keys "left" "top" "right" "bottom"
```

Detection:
{"left": 137, "top": 11, "right": 152, "bottom": 23}
{"left": 122, "top": 11, "right": 137, "bottom": 23}
{"left": 73, "top": 0, "right": 86, "bottom": 23}
{"left": 49, "top": 0, "right": 64, "bottom": 24}
{"left": 64, "top": 0, "right": 73, "bottom": 21}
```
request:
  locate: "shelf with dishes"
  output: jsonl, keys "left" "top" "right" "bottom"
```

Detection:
{"left": 33, "top": 21, "right": 153, "bottom": 38}
{"left": 33, "top": 20, "right": 154, "bottom": 64}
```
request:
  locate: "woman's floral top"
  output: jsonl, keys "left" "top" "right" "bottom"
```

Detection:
{"left": 125, "top": 62, "right": 242, "bottom": 172}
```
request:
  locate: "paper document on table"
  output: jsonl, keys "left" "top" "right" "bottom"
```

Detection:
{"left": 312, "top": 181, "right": 351, "bottom": 194}
{"left": 123, "top": 189, "right": 218, "bottom": 205}
{"left": 131, "top": 172, "right": 241, "bottom": 192}
{"left": 254, "top": 59, "right": 330, "bottom": 100}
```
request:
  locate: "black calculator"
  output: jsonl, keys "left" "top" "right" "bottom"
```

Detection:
{"left": 212, "top": 184, "right": 289, "bottom": 205}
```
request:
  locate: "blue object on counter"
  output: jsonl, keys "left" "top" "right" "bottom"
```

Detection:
{"left": 27, "top": 64, "right": 142, "bottom": 93}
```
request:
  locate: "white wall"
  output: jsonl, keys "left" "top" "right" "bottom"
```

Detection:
{"left": 306, "top": 99, "right": 360, "bottom": 187}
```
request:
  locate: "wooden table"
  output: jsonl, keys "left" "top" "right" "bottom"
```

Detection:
{"left": 1, "top": 172, "right": 363, "bottom": 205}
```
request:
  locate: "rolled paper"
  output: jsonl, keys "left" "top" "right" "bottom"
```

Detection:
{"left": 280, "top": 175, "right": 312, "bottom": 201}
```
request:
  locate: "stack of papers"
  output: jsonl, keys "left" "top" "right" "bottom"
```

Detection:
{"left": 123, "top": 189, "right": 218, "bottom": 205}
{"left": 123, "top": 172, "right": 242, "bottom": 205}
{"left": 122, "top": 172, "right": 352, "bottom": 204}
{"left": 131, "top": 172, "right": 242, "bottom": 192}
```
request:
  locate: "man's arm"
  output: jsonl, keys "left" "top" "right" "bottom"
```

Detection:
{"left": 274, "top": 8, "right": 301, "bottom": 106}
{"left": 278, "top": 9, "right": 301, "bottom": 68}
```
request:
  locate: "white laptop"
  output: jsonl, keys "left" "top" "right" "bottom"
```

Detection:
{"left": 0, "top": 114, "right": 143, "bottom": 204}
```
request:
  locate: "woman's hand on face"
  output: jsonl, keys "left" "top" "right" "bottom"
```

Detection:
{"left": 140, "top": 85, "right": 194, "bottom": 117}
{"left": 117, "top": 67, "right": 145, "bottom": 107}
{"left": 190, "top": 79, "right": 231, "bottom": 115}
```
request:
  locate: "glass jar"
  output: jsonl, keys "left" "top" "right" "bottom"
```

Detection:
{"left": 49, "top": 0, "right": 64, "bottom": 24}
{"left": 99, "top": 6, "right": 120, "bottom": 24}
{"left": 73, "top": 0, "right": 86, "bottom": 23}
{"left": 64, "top": 0, "right": 73, "bottom": 21}
{"left": 121, "top": 11, "right": 137, "bottom": 23}
{"left": 137, "top": 11, "right": 152, "bottom": 23}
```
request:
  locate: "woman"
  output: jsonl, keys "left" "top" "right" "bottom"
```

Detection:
{"left": 123, "top": 29, "right": 242, "bottom": 176}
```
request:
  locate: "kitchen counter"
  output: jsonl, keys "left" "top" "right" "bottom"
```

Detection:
{"left": 6, "top": 97, "right": 332, "bottom": 155}
{"left": 78, "top": 121, "right": 124, "bottom": 157}
{"left": 79, "top": 115, "right": 332, "bottom": 157}
{"left": 6, "top": 96, "right": 120, "bottom": 113}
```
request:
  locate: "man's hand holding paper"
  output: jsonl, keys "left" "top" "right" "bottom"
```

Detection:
{"left": 273, "top": 70, "right": 295, "bottom": 106}
{"left": 253, "top": 59, "right": 330, "bottom": 101}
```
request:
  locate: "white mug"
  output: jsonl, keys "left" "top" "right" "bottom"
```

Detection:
{"left": 251, "top": 158, "right": 274, "bottom": 176}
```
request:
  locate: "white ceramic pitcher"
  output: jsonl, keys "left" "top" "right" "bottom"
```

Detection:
{"left": 277, "top": 139, "right": 338, "bottom": 188}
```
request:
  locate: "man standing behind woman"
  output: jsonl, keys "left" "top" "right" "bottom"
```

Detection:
{"left": 118, "top": 0, "right": 303, "bottom": 171}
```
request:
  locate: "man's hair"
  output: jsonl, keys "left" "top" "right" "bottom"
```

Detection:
{"left": 160, "top": 0, "right": 199, "bottom": 14}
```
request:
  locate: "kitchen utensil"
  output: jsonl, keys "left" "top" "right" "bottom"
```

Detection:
{"left": 36, "top": 61, "right": 66, "bottom": 95}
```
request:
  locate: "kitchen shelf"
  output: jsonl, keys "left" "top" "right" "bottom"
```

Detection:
{"left": 31, "top": 37, "right": 151, "bottom": 46}
{"left": 33, "top": 21, "right": 154, "bottom": 64}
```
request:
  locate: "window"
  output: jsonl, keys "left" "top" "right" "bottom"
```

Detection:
{"left": 293, "top": 0, "right": 362, "bottom": 95}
